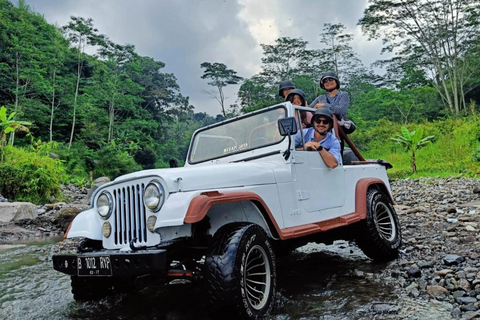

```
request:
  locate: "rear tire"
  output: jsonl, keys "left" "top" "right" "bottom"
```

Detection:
{"left": 355, "top": 189, "right": 402, "bottom": 262}
{"left": 204, "top": 223, "right": 276, "bottom": 319}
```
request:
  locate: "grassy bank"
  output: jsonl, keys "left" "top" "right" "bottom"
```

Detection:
{"left": 351, "top": 117, "right": 480, "bottom": 179}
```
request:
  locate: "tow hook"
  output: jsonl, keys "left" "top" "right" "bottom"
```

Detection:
{"left": 129, "top": 238, "right": 147, "bottom": 251}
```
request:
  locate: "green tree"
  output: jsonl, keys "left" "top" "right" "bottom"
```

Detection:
{"left": 391, "top": 126, "right": 435, "bottom": 173}
{"left": 62, "top": 16, "right": 106, "bottom": 149}
{"left": 95, "top": 42, "right": 143, "bottom": 142}
{"left": 0, "top": 0, "right": 53, "bottom": 145}
{"left": 316, "top": 23, "right": 364, "bottom": 85}
{"left": 259, "top": 37, "right": 308, "bottom": 84}
{"left": 359, "top": 0, "right": 480, "bottom": 114}
{"left": 200, "top": 62, "right": 243, "bottom": 117}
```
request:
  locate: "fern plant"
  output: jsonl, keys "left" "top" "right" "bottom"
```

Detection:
{"left": 391, "top": 126, "right": 435, "bottom": 173}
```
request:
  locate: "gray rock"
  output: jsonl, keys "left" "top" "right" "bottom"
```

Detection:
{"left": 0, "top": 202, "right": 37, "bottom": 222}
{"left": 450, "top": 307, "right": 462, "bottom": 318}
{"left": 407, "top": 266, "right": 421, "bottom": 278}
{"left": 452, "top": 290, "right": 466, "bottom": 299}
{"left": 464, "top": 311, "right": 480, "bottom": 320}
{"left": 444, "top": 254, "right": 465, "bottom": 266}
{"left": 456, "top": 296, "right": 477, "bottom": 304}
{"left": 86, "top": 176, "right": 111, "bottom": 203}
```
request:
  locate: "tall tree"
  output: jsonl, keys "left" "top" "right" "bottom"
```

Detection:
{"left": 259, "top": 37, "right": 308, "bottom": 84}
{"left": 359, "top": 0, "right": 480, "bottom": 114}
{"left": 62, "top": 16, "right": 105, "bottom": 149}
{"left": 200, "top": 62, "right": 243, "bottom": 117}
{"left": 317, "top": 23, "right": 364, "bottom": 86}
{"left": 95, "top": 42, "right": 143, "bottom": 142}
{"left": 0, "top": 0, "right": 50, "bottom": 145}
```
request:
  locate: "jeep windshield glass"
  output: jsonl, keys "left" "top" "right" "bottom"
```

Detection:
{"left": 189, "top": 106, "right": 286, "bottom": 163}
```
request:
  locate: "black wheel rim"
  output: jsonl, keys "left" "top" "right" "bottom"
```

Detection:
{"left": 244, "top": 244, "right": 271, "bottom": 310}
{"left": 374, "top": 202, "right": 396, "bottom": 242}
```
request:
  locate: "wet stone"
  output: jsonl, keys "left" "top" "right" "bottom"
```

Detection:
{"left": 407, "top": 266, "right": 421, "bottom": 278}
{"left": 452, "top": 290, "right": 466, "bottom": 299}
{"left": 456, "top": 296, "right": 477, "bottom": 304}
{"left": 464, "top": 311, "right": 480, "bottom": 320}
{"left": 451, "top": 307, "right": 462, "bottom": 318}
{"left": 418, "top": 260, "right": 434, "bottom": 268}
{"left": 444, "top": 254, "right": 465, "bottom": 266}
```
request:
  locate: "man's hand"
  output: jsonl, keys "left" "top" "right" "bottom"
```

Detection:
{"left": 314, "top": 103, "right": 325, "bottom": 109}
{"left": 305, "top": 141, "right": 320, "bottom": 151}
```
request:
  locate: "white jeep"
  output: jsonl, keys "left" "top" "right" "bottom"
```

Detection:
{"left": 53, "top": 102, "right": 401, "bottom": 319}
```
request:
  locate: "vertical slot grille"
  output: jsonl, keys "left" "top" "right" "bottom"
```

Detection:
{"left": 113, "top": 183, "right": 147, "bottom": 246}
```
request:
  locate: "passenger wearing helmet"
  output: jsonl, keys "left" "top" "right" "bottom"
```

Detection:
{"left": 278, "top": 80, "right": 295, "bottom": 99}
{"left": 294, "top": 108, "right": 341, "bottom": 168}
{"left": 285, "top": 88, "right": 312, "bottom": 128}
{"left": 308, "top": 71, "right": 350, "bottom": 122}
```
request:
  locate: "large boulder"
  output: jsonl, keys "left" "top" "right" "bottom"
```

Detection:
{"left": 0, "top": 202, "right": 37, "bottom": 222}
{"left": 86, "top": 176, "right": 111, "bottom": 203}
{"left": 52, "top": 207, "right": 81, "bottom": 231}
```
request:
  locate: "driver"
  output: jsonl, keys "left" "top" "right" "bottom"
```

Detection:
{"left": 294, "top": 108, "right": 341, "bottom": 168}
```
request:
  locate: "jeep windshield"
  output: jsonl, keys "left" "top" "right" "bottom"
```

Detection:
{"left": 188, "top": 106, "right": 287, "bottom": 164}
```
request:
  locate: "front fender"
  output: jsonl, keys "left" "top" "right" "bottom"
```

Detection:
{"left": 66, "top": 208, "right": 102, "bottom": 240}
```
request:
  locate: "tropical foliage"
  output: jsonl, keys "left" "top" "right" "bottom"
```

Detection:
{"left": 0, "top": 0, "right": 479, "bottom": 203}
{"left": 391, "top": 126, "right": 435, "bottom": 173}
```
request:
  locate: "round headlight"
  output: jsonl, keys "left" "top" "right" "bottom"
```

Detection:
{"left": 144, "top": 181, "right": 164, "bottom": 212}
{"left": 97, "top": 192, "right": 113, "bottom": 219}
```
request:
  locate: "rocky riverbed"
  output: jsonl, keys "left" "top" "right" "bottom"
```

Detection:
{"left": 1, "top": 177, "right": 480, "bottom": 319}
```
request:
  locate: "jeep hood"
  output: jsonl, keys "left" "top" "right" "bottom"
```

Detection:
{"left": 113, "top": 162, "right": 276, "bottom": 193}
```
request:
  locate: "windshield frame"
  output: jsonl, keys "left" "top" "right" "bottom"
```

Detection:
{"left": 187, "top": 104, "right": 288, "bottom": 164}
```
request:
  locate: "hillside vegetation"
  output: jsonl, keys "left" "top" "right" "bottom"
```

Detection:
{"left": 0, "top": 0, "right": 479, "bottom": 203}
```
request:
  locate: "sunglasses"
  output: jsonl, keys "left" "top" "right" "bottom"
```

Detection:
{"left": 322, "top": 77, "right": 335, "bottom": 84}
{"left": 314, "top": 118, "right": 330, "bottom": 125}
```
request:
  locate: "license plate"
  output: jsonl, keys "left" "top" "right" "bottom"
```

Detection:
{"left": 77, "top": 256, "right": 112, "bottom": 276}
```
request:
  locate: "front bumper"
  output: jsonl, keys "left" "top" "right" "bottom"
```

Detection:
{"left": 52, "top": 249, "right": 167, "bottom": 277}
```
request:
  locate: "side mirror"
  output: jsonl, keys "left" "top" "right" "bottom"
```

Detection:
{"left": 277, "top": 117, "right": 298, "bottom": 136}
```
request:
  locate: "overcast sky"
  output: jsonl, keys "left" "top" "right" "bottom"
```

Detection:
{"left": 19, "top": 0, "right": 384, "bottom": 116}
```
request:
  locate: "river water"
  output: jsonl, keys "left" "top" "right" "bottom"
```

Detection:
{"left": 0, "top": 239, "right": 453, "bottom": 320}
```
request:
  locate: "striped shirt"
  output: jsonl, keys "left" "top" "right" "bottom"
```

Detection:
{"left": 308, "top": 91, "right": 350, "bottom": 120}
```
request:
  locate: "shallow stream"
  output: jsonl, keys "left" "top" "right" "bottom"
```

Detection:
{"left": 0, "top": 239, "right": 452, "bottom": 320}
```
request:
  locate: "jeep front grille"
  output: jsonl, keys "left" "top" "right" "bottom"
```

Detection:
{"left": 112, "top": 184, "right": 147, "bottom": 245}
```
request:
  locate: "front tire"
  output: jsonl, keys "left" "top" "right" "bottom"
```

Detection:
{"left": 355, "top": 189, "right": 402, "bottom": 262}
{"left": 204, "top": 223, "right": 276, "bottom": 319}
{"left": 71, "top": 276, "right": 110, "bottom": 301}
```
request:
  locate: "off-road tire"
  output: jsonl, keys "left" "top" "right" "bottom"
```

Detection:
{"left": 204, "top": 223, "right": 276, "bottom": 319}
{"left": 71, "top": 276, "right": 110, "bottom": 301}
{"left": 355, "top": 188, "right": 402, "bottom": 262}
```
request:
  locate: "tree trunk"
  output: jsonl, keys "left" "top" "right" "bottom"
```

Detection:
{"left": 49, "top": 67, "right": 56, "bottom": 143}
{"left": 411, "top": 151, "right": 417, "bottom": 174}
{"left": 69, "top": 48, "right": 82, "bottom": 150}
{"left": 108, "top": 99, "right": 115, "bottom": 143}
{"left": 9, "top": 51, "right": 21, "bottom": 146}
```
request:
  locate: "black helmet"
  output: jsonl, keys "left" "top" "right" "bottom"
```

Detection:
{"left": 319, "top": 71, "right": 340, "bottom": 90}
{"left": 286, "top": 88, "right": 306, "bottom": 106}
{"left": 278, "top": 80, "right": 295, "bottom": 97}
{"left": 311, "top": 108, "right": 334, "bottom": 126}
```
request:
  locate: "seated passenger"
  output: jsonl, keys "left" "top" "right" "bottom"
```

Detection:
{"left": 294, "top": 108, "right": 341, "bottom": 169}
{"left": 278, "top": 80, "right": 295, "bottom": 99}
{"left": 285, "top": 88, "right": 312, "bottom": 128}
